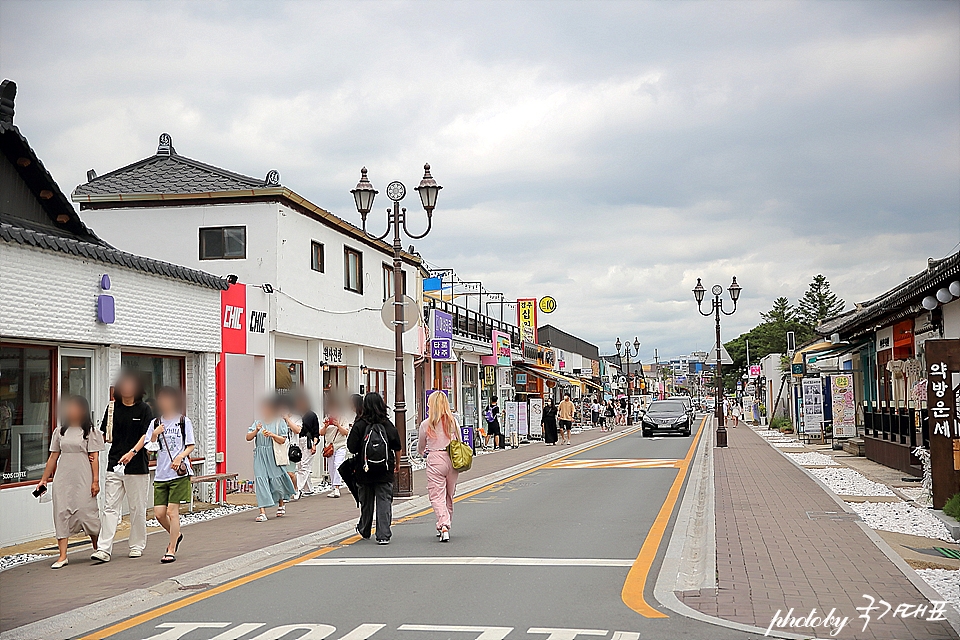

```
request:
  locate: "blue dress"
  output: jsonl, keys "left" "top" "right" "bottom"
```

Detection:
{"left": 249, "top": 420, "right": 296, "bottom": 508}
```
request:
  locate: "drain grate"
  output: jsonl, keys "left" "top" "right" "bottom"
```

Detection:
{"left": 934, "top": 547, "right": 960, "bottom": 560}
{"left": 806, "top": 511, "right": 861, "bottom": 521}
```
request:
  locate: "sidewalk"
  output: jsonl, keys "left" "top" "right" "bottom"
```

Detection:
{"left": 0, "top": 429, "right": 608, "bottom": 633}
{"left": 676, "top": 423, "right": 958, "bottom": 640}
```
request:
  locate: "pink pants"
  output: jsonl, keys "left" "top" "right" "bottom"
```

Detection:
{"left": 425, "top": 450, "right": 459, "bottom": 530}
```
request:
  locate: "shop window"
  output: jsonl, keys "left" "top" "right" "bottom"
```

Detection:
{"left": 382, "top": 263, "right": 407, "bottom": 301}
{"left": 0, "top": 345, "right": 55, "bottom": 486}
{"left": 433, "top": 361, "right": 458, "bottom": 411}
{"left": 365, "top": 368, "right": 388, "bottom": 402}
{"left": 199, "top": 226, "right": 246, "bottom": 260}
{"left": 323, "top": 365, "right": 347, "bottom": 408}
{"left": 311, "top": 241, "right": 324, "bottom": 273}
{"left": 61, "top": 351, "right": 94, "bottom": 420}
{"left": 344, "top": 247, "right": 363, "bottom": 294}
{"left": 276, "top": 360, "right": 304, "bottom": 395}
{"left": 120, "top": 354, "right": 185, "bottom": 411}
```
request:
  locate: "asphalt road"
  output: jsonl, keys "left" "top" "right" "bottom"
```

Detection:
{"left": 86, "top": 424, "right": 764, "bottom": 640}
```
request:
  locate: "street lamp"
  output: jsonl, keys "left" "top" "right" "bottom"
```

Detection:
{"left": 615, "top": 337, "right": 641, "bottom": 425}
{"left": 352, "top": 164, "right": 442, "bottom": 497}
{"left": 693, "top": 276, "right": 741, "bottom": 448}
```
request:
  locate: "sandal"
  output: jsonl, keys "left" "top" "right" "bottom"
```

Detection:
{"left": 175, "top": 533, "right": 183, "bottom": 553}
{"left": 160, "top": 553, "right": 176, "bottom": 564}
{"left": 276, "top": 506, "right": 285, "bottom": 518}
{"left": 255, "top": 513, "right": 267, "bottom": 522}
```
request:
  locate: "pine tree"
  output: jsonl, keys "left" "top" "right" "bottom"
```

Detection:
{"left": 796, "top": 275, "right": 845, "bottom": 328}
{"left": 760, "top": 297, "right": 795, "bottom": 324}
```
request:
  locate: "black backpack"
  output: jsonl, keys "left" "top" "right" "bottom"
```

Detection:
{"left": 363, "top": 422, "right": 391, "bottom": 472}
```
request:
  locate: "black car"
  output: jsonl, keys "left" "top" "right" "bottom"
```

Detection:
{"left": 641, "top": 400, "right": 692, "bottom": 437}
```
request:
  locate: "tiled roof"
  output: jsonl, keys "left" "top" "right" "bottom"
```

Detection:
{"left": 73, "top": 133, "right": 277, "bottom": 199}
{"left": 1, "top": 214, "right": 229, "bottom": 290}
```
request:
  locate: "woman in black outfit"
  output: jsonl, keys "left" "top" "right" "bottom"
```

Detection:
{"left": 346, "top": 393, "right": 401, "bottom": 545}
{"left": 542, "top": 399, "right": 559, "bottom": 445}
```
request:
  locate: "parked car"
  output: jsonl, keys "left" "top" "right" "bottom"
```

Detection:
{"left": 641, "top": 400, "right": 692, "bottom": 437}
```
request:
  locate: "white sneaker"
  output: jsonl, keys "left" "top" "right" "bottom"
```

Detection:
{"left": 129, "top": 549, "right": 142, "bottom": 558}
{"left": 90, "top": 550, "right": 111, "bottom": 563}
{"left": 328, "top": 487, "right": 340, "bottom": 498}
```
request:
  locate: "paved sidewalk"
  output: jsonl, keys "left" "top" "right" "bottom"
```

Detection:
{"left": 677, "top": 424, "right": 957, "bottom": 639}
{"left": 0, "top": 430, "right": 607, "bottom": 633}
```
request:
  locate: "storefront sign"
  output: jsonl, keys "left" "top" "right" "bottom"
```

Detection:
{"left": 830, "top": 375, "right": 856, "bottom": 438}
{"left": 538, "top": 296, "right": 557, "bottom": 314}
{"left": 492, "top": 330, "right": 512, "bottom": 367}
{"left": 924, "top": 339, "right": 960, "bottom": 509}
{"left": 801, "top": 377, "right": 824, "bottom": 435}
{"left": 461, "top": 425, "right": 474, "bottom": 449}
{"left": 517, "top": 298, "right": 537, "bottom": 344}
{"left": 430, "top": 338, "right": 456, "bottom": 361}
{"left": 96, "top": 273, "right": 115, "bottom": 324}
{"left": 537, "top": 345, "right": 556, "bottom": 369}
{"left": 497, "top": 367, "right": 513, "bottom": 389}
{"left": 876, "top": 326, "right": 893, "bottom": 352}
{"left": 529, "top": 398, "right": 543, "bottom": 437}
{"left": 221, "top": 283, "right": 269, "bottom": 356}
{"left": 483, "top": 365, "right": 496, "bottom": 386}
{"left": 516, "top": 373, "right": 528, "bottom": 385}
{"left": 430, "top": 308, "right": 453, "bottom": 341}
{"left": 505, "top": 401, "right": 519, "bottom": 442}
{"left": 518, "top": 402, "right": 528, "bottom": 437}
{"left": 324, "top": 346, "right": 344, "bottom": 363}
{"left": 749, "top": 365, "right": 761, "bottom": 378}
{"left": 522, "top": 342, "right": 538, "bottom": 362}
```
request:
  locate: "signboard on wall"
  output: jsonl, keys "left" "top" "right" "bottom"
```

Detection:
{"left": 430, "top": 338, "right": 456, "bottom": 361}
{"left": 221, "top": 283, "right": 269, "bottom": 356}
{"left": 497, "top": 367, "right": 513, "bottom": 388}
{"left": 483, "top": 365, "right": 496, "bottom": 386}
{"left": 830, "top": 375, "right": 857, "bottom": 438}
{"left": 924, "top": 339, "right": 960, "bottom": 509}
{"left": 529, "top": 398, "right": 543, "bottom": 437}
{"left": 492, "top": 330, "right": 512, "bottom": 367}
{"left": 801, "top": 377, "right": 824, "bottom": 435}
{"left": 517, "top": 298, "right": 537, "bottom": 344}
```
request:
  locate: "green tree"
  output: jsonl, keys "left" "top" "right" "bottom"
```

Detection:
{"left": 760, "top": 296, "right": 795, "bottom": 324}
{"left": 796, "top": 275, "right": 845, "bottom": 328}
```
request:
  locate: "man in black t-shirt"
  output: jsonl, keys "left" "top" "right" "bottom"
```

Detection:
{"left": 92, "top": 373, "right": 153, "bottom": 563}
{"left": 484, "top": 397, "right": 503, "bottom": 449}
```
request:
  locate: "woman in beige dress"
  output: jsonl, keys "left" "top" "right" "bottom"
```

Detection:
{"left": 35, "top": 396, "right": 104, "bottom": 568}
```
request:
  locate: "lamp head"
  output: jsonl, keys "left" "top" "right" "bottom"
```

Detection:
{"left": 351, "top": 167, "right": 378, "bottom": 215}
{"left": 693, "top": 278, "right": 705, "bottom": 304}
{"left": 633, "top": 337, "right": 640, "bottom": 352}
{"left": 415, "top": 163, "right": 441, "bottom": 213}
{"left": 728, "top": 276, "right": 742, "bottom": 303}
{"left": 615, "top": 337, "right": 622, "bottom": 352}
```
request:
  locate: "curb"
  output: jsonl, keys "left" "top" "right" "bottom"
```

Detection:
{"left": 0, "top": 428, "right": 637, "bottom": 640}
{"left": 653, "top": 416, "right": 810, "bottom": 640}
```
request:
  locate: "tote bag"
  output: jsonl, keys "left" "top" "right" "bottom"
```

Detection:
{"left": 269, "top": 423, "right": 289, "bottom": 467}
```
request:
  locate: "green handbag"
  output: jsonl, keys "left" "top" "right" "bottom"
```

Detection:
{"left": 447, "top": 438, "right": 473, "bottom": 472}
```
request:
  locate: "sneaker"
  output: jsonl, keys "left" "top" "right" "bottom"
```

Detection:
{"left": 129, "top": 549, "right": 142, "bottom": 558}
{"left": 377, "top": 539, "right": 390, "bottom": 545}
{"left": 440, "top": 529, "right": 450, "bottom": 543}
{"left": 328, "top": 487, "right": 341, "bottom": 498}
{"left": 90, "top": 550, "right": 111, "bottom": 563}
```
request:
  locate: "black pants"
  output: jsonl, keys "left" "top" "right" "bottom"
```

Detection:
{"left": 358, "top": 481, "right": 394, "bottom": 541}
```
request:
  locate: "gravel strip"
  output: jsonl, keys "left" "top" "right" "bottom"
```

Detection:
{"left": 809, "top": 467, "right": 896, "bottom": 496}
{"left": 915, "top": 568, "right": 960, "bottom": 613}
{"left": 0, "top": 553, "right": 51, "bottom": 572}
{"left": 145, "top": 504, "right": 254, "bottom": 529}
{"left": 846, "top": 501, "right": 955, "bottom": 542}
{"left": 785, "top": 452, "right": 840, "bottom": 466}
{"left": 771, "top": 441, "right": 805, "bottom": 448}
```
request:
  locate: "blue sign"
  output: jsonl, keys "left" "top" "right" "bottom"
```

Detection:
{"left": 461, "top": 426, "right": 474, "bottom": 450}
{"left": 516, "top": 373, "right": 527, "bottom": 385}
{"left": 431, "top": 308, "right": 453, "bottom": 340}
{"left": 431, "top": 338, "right": 454, "bottom": 361}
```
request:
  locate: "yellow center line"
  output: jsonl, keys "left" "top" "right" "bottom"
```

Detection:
{"left": 81, "top": 427, "right": 639, "bottom": 639}
{"left": 620, "top": 415, "right": 706, "bottom": 618}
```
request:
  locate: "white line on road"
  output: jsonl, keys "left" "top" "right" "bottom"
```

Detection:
{"left": 300, "top": 556, "right": 635, "bottom": 567}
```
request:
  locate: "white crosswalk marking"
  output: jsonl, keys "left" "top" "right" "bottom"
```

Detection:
{"left": 527, "top": 629, "right": 608, "bottom": 639}
{"left": 300, "top": 556, "right": 634, "bottom": 567}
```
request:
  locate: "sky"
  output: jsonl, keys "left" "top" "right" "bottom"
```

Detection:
{"left": 2, "top": 0, "right": 958, "bottom": 361}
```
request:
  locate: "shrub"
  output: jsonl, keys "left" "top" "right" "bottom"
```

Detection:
{"left": 945, "top": 493, "right": 960, "bottom": 520}
{"left": 770, "top": 416, "right": 793, "bottom": 432}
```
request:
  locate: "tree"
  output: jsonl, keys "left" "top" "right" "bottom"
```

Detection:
{"left": 796, "top": 274, "right": 845, "bottom": 328}
{"left": 760, "top": 297, "right": 795, "bottom": 324}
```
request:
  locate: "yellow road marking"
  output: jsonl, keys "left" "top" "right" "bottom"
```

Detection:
{"left": 82, "top": 428, "right": 640, "bottom": 639}
{"left": 620, "top": 415, "right": 706, "bottom": 618}
{"left": 546, "top": 458, "right": 681, "bottom": 469}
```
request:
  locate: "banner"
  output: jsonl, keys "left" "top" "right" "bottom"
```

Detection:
{"left": 529, "top": 398, "right": 543, "bottom": 437}
{"left": 517, "top": 298, "right": 537, "bottom": 344}
{"left": 830, "top": 375, "right": 856, "bottom": 438}
{"left": 492, "top": 330, "right": 512, "bottom": 367}
{"left": 505, "top": 401, "right": 519, "bottom": 443}
{"left": 518, "top": 402, "right": 528, "bottom": 437}
{"left": 801, "top": 377, "right": 824, "bottom": 435}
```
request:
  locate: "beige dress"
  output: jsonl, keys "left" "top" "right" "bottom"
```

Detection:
{"left": 50, "top": 426, "right": 104, "bottom": 539}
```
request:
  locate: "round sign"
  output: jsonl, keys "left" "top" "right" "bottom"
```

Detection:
{"left": 380, "top": 295, "right": 419, "bottom": 332}
{"left": 538, "top": 296, "right": 557, "bottom": 314}
{"left": 386, "top": 181, "right": 406, "bottom": 202}
{"left": 711, "top": 285, "right": 723, "bottom": 296}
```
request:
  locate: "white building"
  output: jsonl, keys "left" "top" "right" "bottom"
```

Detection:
{"left": 1, "top": 86, "right": 225, "bottom": 545}
{"left": 73, "top": 134, "right": 426, "bottom": 482}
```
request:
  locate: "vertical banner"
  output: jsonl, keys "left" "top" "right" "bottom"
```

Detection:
{"left": 517, "top": 298, "right": 538, "bottom": 345}
{"left": 529, "top": 398, "right": 544, "bottom": 438}
{"left": 924, "top": 339, "right": 960, "bottom": 509}
{"left": 505, "top": 401, "right": 519, "bottom": 444}
{"left": 492, "top": 330, "right": 513, "bottom": 366}
{"left": 830, "top": 375, "right": 857, "bottom": 438}
{"left": 801, "top": 377, "right": 824, "bottom": 435}
{"left": 518, "top": 401, "right": 528, "bottom": 437}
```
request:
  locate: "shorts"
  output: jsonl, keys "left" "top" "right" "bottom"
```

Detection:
{"left": 559, "top": 420, "right": 572, "bottom": 430}
{"left": 154, "top": 476, "right": 191, "bottom": 506}
{"left": 486, "top": 423, "right": 502, "bottom": 437}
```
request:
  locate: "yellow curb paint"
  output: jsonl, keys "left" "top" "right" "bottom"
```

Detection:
{"left": 83, "top": 428, "right": 638, "bottom": 639}
{"left": 620, "top": 415, "right": 706, "bottom": 619}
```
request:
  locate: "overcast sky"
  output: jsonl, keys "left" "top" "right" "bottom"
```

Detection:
{"left": 2, "top": 0, "right": 958, "bottom": 360}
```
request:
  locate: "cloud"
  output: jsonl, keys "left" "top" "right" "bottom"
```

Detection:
{"left": 1, "top": 0, "right": 958, "bottom": 358}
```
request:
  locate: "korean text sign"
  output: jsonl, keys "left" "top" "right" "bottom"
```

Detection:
{"left": 517, "top": 298, "right": 537, "bottom": 344}
{"left": 924, "top": 339, "right": 960, "bottom": 509}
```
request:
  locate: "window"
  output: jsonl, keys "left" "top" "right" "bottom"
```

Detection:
{"left": 365, "top": 369, "right": 388, "bottom": 402}
{"left": 200, "top": 226, "right": 246, "bottom": 260}
{"left": 344, "top": 247, "right": 363, "bottom": 293}
{"left": 311, "top": 241, "right": 324, "bottom": 273}
{"left": 0, "top": 345, "right": 55, "bottom": 486}
{"left": 276, "top": 360, "right": 303, "bottom": 394}
{"left": 120, "top": 354, "right": 185, "bottom": 410}
{"left": 382, "top": 263, "right": 407, "bottom": 301}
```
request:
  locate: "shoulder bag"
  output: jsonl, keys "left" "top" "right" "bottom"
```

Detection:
{"left": 104, "top": 400, "right": 115, "bottom": 442}
{"left": 447, "top": 431, "right": 473, "bottom": 472}
{"left": 158, "top": 417, "right": 190, "bottom": 477}
{"left": 271, "top": 423, "right": 290, "bottom": 467}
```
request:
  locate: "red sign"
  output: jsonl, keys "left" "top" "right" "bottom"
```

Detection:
{"left": 220, "top": 283, "right": 247, "bottom": 355}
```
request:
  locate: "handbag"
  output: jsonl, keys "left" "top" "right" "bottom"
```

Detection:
{"left": 270, "top": 423, "right": 290, "bottom": 467}
{"left": 447, "top": 436, "right": 473, "bottom": 472}
{"left": 322, "top": 440, "right": 334, "bottom": 458}
{"left": 288, "top": 442, "right": 303, "bottom": 463}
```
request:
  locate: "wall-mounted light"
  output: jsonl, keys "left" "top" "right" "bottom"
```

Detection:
{"left": 936, "top": 287, "right": 954, "bottom": 304}
{"left": 320, "top": 361, "right": 330, "bottom": 372}
{"left": 261, "top": 283, "right": 274, "bottom": 294}
{"left": 921, "top": 295, "right": 939, "bottom": 310}
{"left": 950, "top": 281, "right": 960, "bottom": 298}
{"left": 360, "top": 365, "right": 369, "bottom": 375}
{"left": 226, "top": 274, "right": 239, "bottom": 285}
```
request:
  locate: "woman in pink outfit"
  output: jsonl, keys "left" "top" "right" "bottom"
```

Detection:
{"left": 418, "top": 392, "right": 462, "bottom": 542}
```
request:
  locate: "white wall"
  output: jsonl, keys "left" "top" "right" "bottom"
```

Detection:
{"left": 943, "top": 299, "right": 960, "bottom": 339}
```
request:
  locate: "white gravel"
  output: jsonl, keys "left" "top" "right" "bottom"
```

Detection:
{"left": 145, "top": 503, "right": 254, "bottom": 528}
{"left": 0, "top": 553, "right": 50, "bottom": 572}
{"left": 915, "top": 569, "right": 960, "bottom": 613}
{"left": 771, "top": 441, "right": 805, "bottom": 448}
{"left": 785, "top": 452, "right": 840, "bottom": 466}
{"left": 809, "top": 468, "right": 896, "bottom": 496}
{"left": 846, "top": 501, "right": 956, "bottom": 542}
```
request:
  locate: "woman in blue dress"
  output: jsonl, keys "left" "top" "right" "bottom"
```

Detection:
{"left": 246, "top": 396, "right": 296, "bottom": 521}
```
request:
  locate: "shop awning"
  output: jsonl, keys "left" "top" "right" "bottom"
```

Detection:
{"left": 791, "top": 341, "right": 837, "bottom": 365}
{"left": 792, "top": 340, "right": 871, "bottom": 365}
{"left": 514, "top": 364, "right": 584, "bottom": 389}
{"left": 579, "top": 378, "right": 604, "bottom": 391}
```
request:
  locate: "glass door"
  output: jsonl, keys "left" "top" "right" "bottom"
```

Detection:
{"left": 60, "top": 348, "right": 96, "bottom": 421}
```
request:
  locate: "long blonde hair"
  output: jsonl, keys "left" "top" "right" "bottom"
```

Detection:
{"left": 426, "top": 391, "right": 456, "bottom": 439}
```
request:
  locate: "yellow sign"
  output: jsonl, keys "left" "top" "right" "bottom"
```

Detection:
{"left": 517, "top": 298, "right": 537, "bottom": 344}
{"left": 538, "top": 296, "right": 557, "bottom": 314}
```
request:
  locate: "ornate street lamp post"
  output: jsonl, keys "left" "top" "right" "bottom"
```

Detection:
{"left": 693, "top": 276, "right": 741, "bottom": 448}
{"left": 352, "top": 164, "right": 441, "bottom": 496}
{"left": 615, "top": 337, "right": 641, "bottom": 426}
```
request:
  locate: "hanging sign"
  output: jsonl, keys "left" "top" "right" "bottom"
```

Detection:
{"left": 830, "top": 375, "right": 857, "bottom": 438}
{"left": 492, "top": 330, "right": 512, "bottom": 367}
{"left": 538, "top": 296, "right": 557, "bottom": 314}
{"left": 924, "top": 339, "right": 960, "bottom": 509}
{"left": 430, "top": 338, "right": 456, "bottom": 361}
{"left": 801, "top": 377, "right": 824, "bottom": 435}
{"left": 517, "top": 298, "right": 538, "bottom": 344}
{"left": 483, "top": 365, "right": 496, "bottom": 386}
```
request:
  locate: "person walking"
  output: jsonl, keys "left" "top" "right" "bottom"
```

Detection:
{"left": 558, "top": 394, "right": 575, "bottom": 445}
{"left": 35, "top": 396, "right": 104, "bottom": 569}
{"left": 417, "top": 391, "right": 462, "bottom": 542}
{"left": 320, "top": 397, "right": 351, "bottom": 498}
{"left": 295, "top": 393, "right": 319, "bottom": 498}
{"left": 247, "top": 396, "right": 296, "bottom": 521}
{"left": 483, "top": 396, "right": 502, "bottom": 450}
{"left": 92, "top": 372, "right": 152, "bottom": 563}
{"left": 144, "top": 387, "right": 194, "bottom": 564}
{"left": 604, "top": 401, "right": 615, "bottom": 431}
{"left": 542, "top": 398, "right": 559, "bottom": 445}
{"left": 590, "top": 399, "right": 600, "bottom": 428}
{"left": 731, "top": 401, "right": 742, "bottom": 427}
{"left": 347, "top": 393, "right": 401, "bottom": 545}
